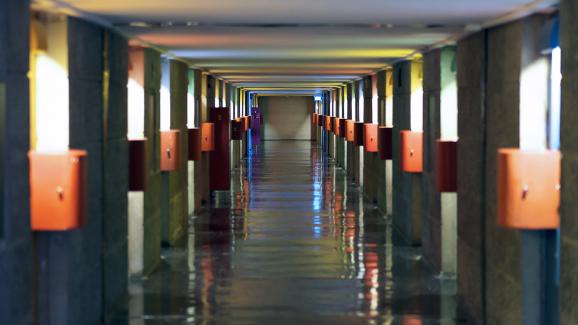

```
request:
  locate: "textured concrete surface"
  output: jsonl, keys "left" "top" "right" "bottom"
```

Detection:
{"left": 347, "top": 81, "right": 360, "bottom": 183}
{"left": 35, "top": 17, "right": 128, "bottom": 324}
{"left": 363, "top": 75, "right": 379, "bottom": 204}
{"left": 455, "top": 17, "right": 546, "bottom": 324}
{"left": 0, "top": 1, "right": 32, "bottom": 324}
{"left": 485, "top": 20, "right": 523, "bottom": 325}
{"left": 35, "top": 17, "right": 106, "bottom": 325}
{"left": 376, "top": 70, "right": 388, "bottom": 214}
{"left": 392, "top": 61, "right": 421, "bottom": 245}
{"left": 190, "top": 69, "right": 207, "bottom": 213}
{"left": 560, "top": 0, "right": 578, "bottom": 323}
{"left": 197, "top": 74, "right": 211, "bottom": 209}
{"left": 422, "top": 49, "right": 442, "bottom": 272}
{"left": 143, "top": 48, "right": 163, "bottom": 275}
{"left": 161, "top": 60, "right": 189, "bottom": 246}
{"left": 456, "top": 31, "right": 487, "bottom": 325}
{"left": 102, "top": 29, "right": 129, "bottom": 320}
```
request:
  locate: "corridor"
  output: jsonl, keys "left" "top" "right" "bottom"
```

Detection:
{"left": 114, "top": 141, "right": 458, "bottom": 324}
{"left": 3, "top": 1, "right": 578, "bottom": 324}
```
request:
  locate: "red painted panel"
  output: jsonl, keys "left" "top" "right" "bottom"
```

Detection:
{"left": 354, "top": 122, "right": 364, "bottom": 146}
{"left": 209, "top": 107, "right": 231, "bottom": 191}
{"left": 497, "top": 149, "right": 561, "bottom": 229}
{"left": 188, "top": 128, "right": 201, "bottom": 161}
{"left": 129, "top": 138, "right": 147, "bottom": 191}
{"left": 436, "top": 140, "right": 457, "bottom": 192}
{"left": 378, "top": 127, "right": 393, "bottom": 160}
{"left": 29, "top": 150, "right": 88, "bottom": 231}
{"left": 231, "top": 118, "right": 243, "bottom": 140}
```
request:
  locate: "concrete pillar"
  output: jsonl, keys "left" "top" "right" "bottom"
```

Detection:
{"left": 0, "top": 1, "right": 32, "bottom": 324}
{"left": 363, "top": 75, "right": 379, "bottom": 204}
{"left": 484, "top": 20, "right": 524, "bottom": 325}
{"left": 457, "top": 21, "right": 525, "bottom": 324}
{"left": 142, "top": 48, "right": 162, "bottom": 275}
{"left": 346, "top": 82, "right": 355, "bottom": 181}
{"left": 376, "top": 70, "right": 388, "bottom": 213}
{"left": 422, "top": 46, "right": 458, "bottom": 276}
{"left": 456, "top": 31, "right": 487, "bottom": 324}
{"left": 392, "top": 60, "right": 422, "bottom": 245}
{"left": 354, "top": 80, "right": 363, "bottom": 186}
{"left": 102, "top": 29, "right": 130, "bottom": 319}
{"left": 457, "top": 15, "right": 552, "bottom": 324}
{"left": 198, "top": 73, "right": 210, "bottom": 207}
{"left": 34, "top": 16, "right": 129, "bottom": 324}
{"left": 560, "top": 0, "right": 578, "bottom": 322}
{"left": 36, "top": 17, "right": 106, "bottom": 324}
{"left": 160, "top": 60, "right": 188, "bottom": 246}
{"left": 335, "top": 86, "right": 346, "bottom": 168}
{"left": 422, "top": 49, "right": 442, "bottom": 271}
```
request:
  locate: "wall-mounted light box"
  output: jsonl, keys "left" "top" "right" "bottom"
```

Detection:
{"left": 400, "top": 130, "right": 423, "bottom": 173}
{"left": 497, "top": 149, "right": 561, "bottom": 229}
{"left": 364, "top": 124, "right": 378, "bottom": 153}
{"left": 29, "top": 15, "right": 89, "bottom": 231}
{"left": 346, "top": 120, "right": 355, "bottom": 142}
{"left": 29, "top": 150, "right": 88, "bottom": 231}
{"left": 201, "top": 122, "right": 215, "bottom": 152}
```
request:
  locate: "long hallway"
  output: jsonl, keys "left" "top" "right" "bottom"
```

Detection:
{"left": 115, "top": 141, "right": 458, "bottom": 324}
{"left": 4, "top": 1, "right": 578, "bottom": 324}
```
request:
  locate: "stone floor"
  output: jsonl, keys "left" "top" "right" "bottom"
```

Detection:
{"left": 112, "top": 141, "right": 462, "bottom": 324}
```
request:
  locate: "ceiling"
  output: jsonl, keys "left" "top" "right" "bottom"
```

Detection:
{"left": 35, "top": 0, "right": 557, "bottom": 94}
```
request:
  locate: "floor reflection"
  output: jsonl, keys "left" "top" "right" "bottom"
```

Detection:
{"left": 113, "top": 141, "right": 462, "bottom": 324}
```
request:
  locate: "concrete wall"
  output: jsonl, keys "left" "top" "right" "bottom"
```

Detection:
{"left": 456, "top": 31, "right": 487, "bottom": 324}
{"left": 34, "top": 17, "right": 129, "bottom": 324}
{"left": 191, "top": 69, "right": 209, "bottom": 212}
{"left": 102, "top": 29, "right": 130, "bottom": 320}
{"left": 376, "top": 70, "right": 388, "bottom": 213}
{"left": 161, "top": 60, "right": 188, "bottom": 246}
{"left": 142, "top": 48, "right": 163, "bottom": 275}
{"left": 261, "top": 96, "right": 313, "bottom": 140}
{"left": 363, "top": 76, "right": 380, "bottom": 204}
{"left": 197, "top": 74, "right": 211, "bottom": 208}
{"left": 484, "top": 20, "right": 523, "bottom": 325}
{"left": 456, "top": 15, "right": 551, "bottom": 324}
{"left": 422, "top": 49, "right": 442, "bottom": 272}
{"left": 392, "top": 61, "right": 422, "bottom": 245}
{"left": 560, "top": 0, "right": 578, "bottom": 322}
{"left": 0, "top": 1, "right": 33, "bottom": 324}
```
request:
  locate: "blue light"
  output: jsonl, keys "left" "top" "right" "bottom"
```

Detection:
{"left": 313, "top": 215, "right": 322, "bottom": 238}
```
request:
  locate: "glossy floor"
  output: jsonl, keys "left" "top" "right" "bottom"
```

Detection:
{"left": 114, "top": 141, "right": 461, "bottom": 324}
